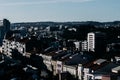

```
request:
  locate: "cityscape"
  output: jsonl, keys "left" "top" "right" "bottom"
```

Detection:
{"left": 0, "top": 19, "right": 120, "bottom": 80}
{"left": 1, "top": 0, "right": 120, "bottom": 80}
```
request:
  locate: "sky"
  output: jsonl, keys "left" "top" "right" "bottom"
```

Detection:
{"left": 0, "top": 0, "right": 120, "bottom": 23}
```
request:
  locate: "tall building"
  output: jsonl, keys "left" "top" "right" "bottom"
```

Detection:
{"left": 0, "top": 19, "right": 10, "bottom": 46}
{"left": 81, "top": 40, "right": 88, "bottom": 51}
{"left": 87, "top": 32, "right": 106, "bottom": 53}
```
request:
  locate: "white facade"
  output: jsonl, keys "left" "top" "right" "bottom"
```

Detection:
{"left": 83, "top": 68, "right": 91, "bottom": 80}
{"left": 87, "top": 32, "right": 106, "bottom": 52}
{"left": 63, "top": 65, "right": 77, "bottom": 77}
{"left": 39, "top": 54, "right": 53, "bottom": 71}
{"left": 2, "top": 39, "right": 26, "bottom": 57}
{"left": 74, "top": 41, "right": 80, "bottom": 50}
{"left": 78, "top": 64, "right": 84, "bottom": 80}
{"left": 56, "top": 61, "right": 63, "bottom": 74}
{"left": 87, "top": 33, "right": 95, "bottom": 52}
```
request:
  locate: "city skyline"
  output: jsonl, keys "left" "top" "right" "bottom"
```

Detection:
{"left": 0, "top": 0, "right": 120, "bottom": 23}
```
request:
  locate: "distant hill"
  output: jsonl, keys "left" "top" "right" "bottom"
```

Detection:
{"left": 11, "top": 21, "right": 120, "bottom": 28}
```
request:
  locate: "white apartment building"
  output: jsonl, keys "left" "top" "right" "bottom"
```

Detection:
{"left": 87, "top": 32, "right": 106, "bottom": 52}
{"left": 2, "top": 39, "right": 26, "bottom": 57}
{"left": 87, "top": 32, "right": 95, "bottom": 52}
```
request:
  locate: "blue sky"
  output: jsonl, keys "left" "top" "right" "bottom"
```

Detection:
{"left": 0, "top": 0, "right": 120, "bottom": 23}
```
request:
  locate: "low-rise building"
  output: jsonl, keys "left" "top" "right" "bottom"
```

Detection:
{"left": 83, "top": 59, "right": 118, "bottom": 80}
{"left": 2, "top": 31, "right": 41, "bottom": 58}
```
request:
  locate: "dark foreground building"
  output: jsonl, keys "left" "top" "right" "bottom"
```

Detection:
{"left": 0, "top": 19, "right": 10, "bottom": 46}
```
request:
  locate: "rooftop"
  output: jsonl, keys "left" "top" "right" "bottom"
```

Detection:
{"left": 65, "top": 52, "right": 94, "bottom": 65}
{"left": 95, "top": 63, "right": 118, "bottom": 73}
{"left": 112, "top": 66, "right": 120, "bottom": 73}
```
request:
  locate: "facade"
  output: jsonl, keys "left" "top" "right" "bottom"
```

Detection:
{"left": 87, "top": 32, "right": 95, "bottom": 51}
{"left": 39, "top": 53, "right": 53, "bottom": 71}
{"left": 51, "top": 60, "right": 57, "bottom": 75}
{"left": 74, "top": 41, "right": 81, "bottom": 51}
{"left": 83, "top": 59, "right": 118, "bottom": 80}
{"left": 81, "top": 40, "right": 88, "bottom": 51}
{"left": 63, "top": 65, "right": 77, "bottom": 77}
{"left": 2, "top": 39, "right": 26, "bottom": 57}
{"left": 87, "top": 32, "right": 106, "bottom": 53}
{"left": 0, "top": 19, "right": 10, "bottom": 46}
{"left": 56, "top": 61, "right": 63, "bottom": 74}
{"left": 78, "top": 64, "right": 84, "bottom": 80}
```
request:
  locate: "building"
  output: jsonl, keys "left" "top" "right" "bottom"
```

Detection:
{"left": 81, "top": 40, "right": 88, "bottom": 51}
{"left": 2, "top": 38, "right": 26, "bottom": 57}
{"left": 106, "top": 43, "right": 120, "bottom": 52}
{"left": 87, "top": 32, "right": 106, "bottom": 54}
{"left": 74, "top": 41, "right": 81, "bottom": 51}
{"left": 2, "top": 30, "right": 42, "bottom": 58}
{"left": 0, "top": 19, "right": 10, "bottom": 46}
{"left": 83, "top": 59, "right": 118, "bottom": 80}
{"left": 112, "top": 66, "right": 120, "bottom": 74}
{"left": 63, "top": 65, "right": 77, "bottom": 77}
{"left": 39, "top": 51, "right": 56, "bottom": 72}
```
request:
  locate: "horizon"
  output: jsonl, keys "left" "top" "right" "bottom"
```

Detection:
{"left": 11, "top": 20, "right": 120, "bottom": 24}
{"left": 0, "top": 0, "right": 120, "bottom": 23}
